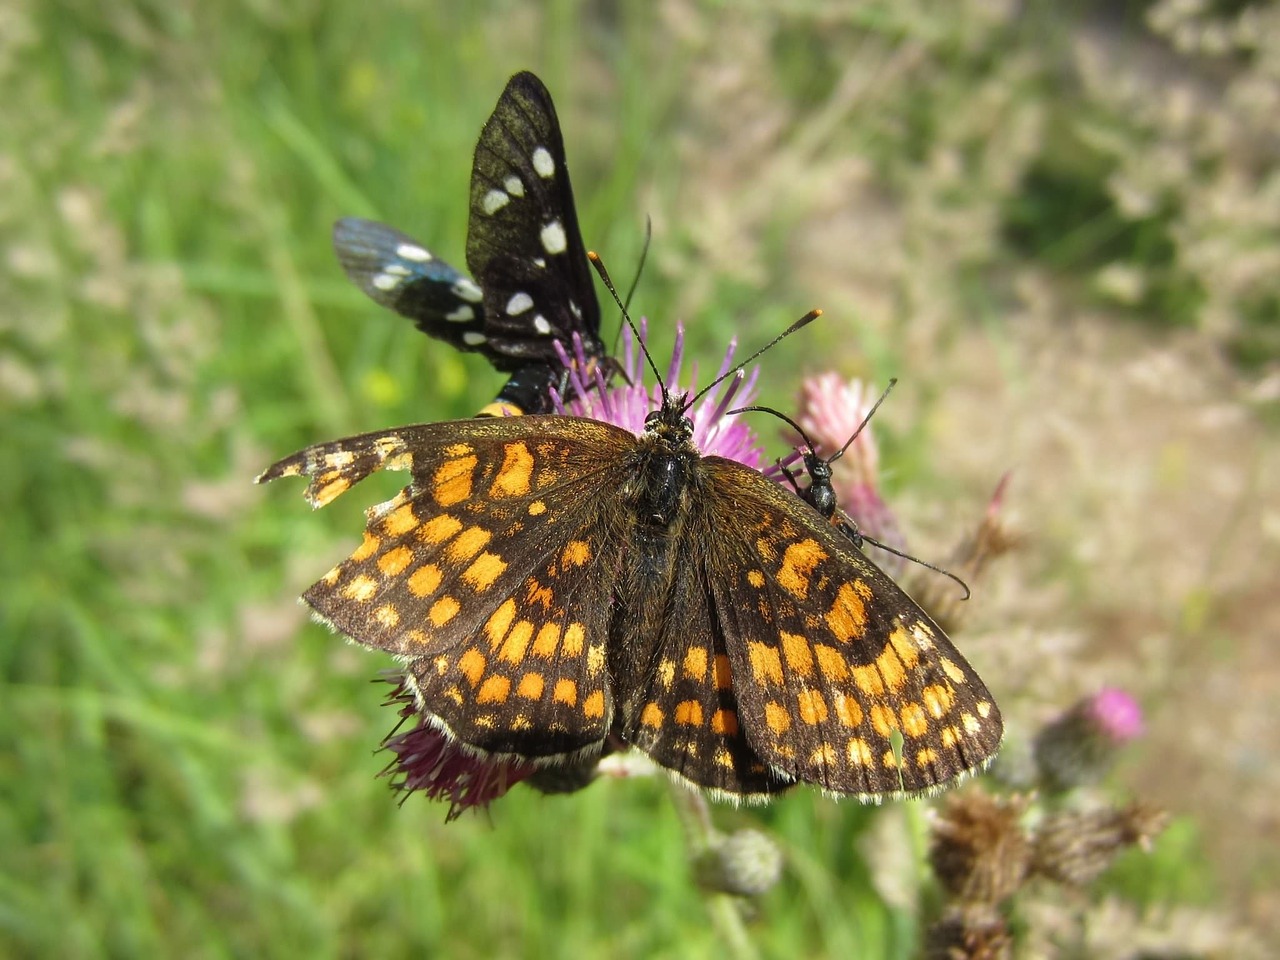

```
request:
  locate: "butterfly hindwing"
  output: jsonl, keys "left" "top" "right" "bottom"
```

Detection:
{"left": 620, "top": 544, "right": 796, "bottom": 798}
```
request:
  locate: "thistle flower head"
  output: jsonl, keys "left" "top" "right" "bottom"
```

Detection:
{"left": 1033, "top": 687, "right": 1146, "bottom": 794}
{"left": 380, "top": 676, "right": 536, "bottom": 820}
{"left": 553, "top": 324, "right": 765, "bottom": 468}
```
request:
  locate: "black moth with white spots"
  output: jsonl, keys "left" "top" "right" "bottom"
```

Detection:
{"left": 333, "top": 71, "right": 604, "bottom": 414}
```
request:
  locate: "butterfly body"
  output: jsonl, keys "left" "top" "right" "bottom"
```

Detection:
{"left": 259, "top": 389, "right": 1002, "bottom": 802}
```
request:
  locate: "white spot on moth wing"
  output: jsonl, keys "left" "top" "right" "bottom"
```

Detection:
{"left": 453, "top": 279, "right": 484, "bottom": 302}
{"left": 506, "top": 292, "right": 534, "bottom": 316}
{"left": 446, "top": 305, "right": 475, "bottom": 322}
{"left": 533, "top": 257, "right": 546, "bottom": 269}
{"left": 482, "top": 189, "right": 510, "bottom": 215}
{"left": 395, "top": 243, "right": 433, "bottom": 262}
{"left": 540, "top": 220, "right": 567, "bottom": 255}
{"left": 570, "top": 301, "right": 582, "bottom": 320}
{"left": 462, "top": 332, "right": 487, "bottom": 346}
{"left": 372, "top": 273, "right": 401, "bottom": 291}
{"left": 533, "top": 315, "right": 552, "bottom": 335}
{"left": 532, "top": 147, "right": 555, "bottom": 178}
{"left": 504, "top": 176, "right": 525, "bottom": 197}
{"left": 384, "top": 264, "right": 411, "bottom": 277}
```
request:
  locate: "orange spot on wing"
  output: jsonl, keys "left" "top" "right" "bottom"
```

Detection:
{"left": 418, "top": 514, "right": 462, "bottom": 544}
{"left": 476, "top": 675, "right": 510, "bottom": 704}
{"left": 351, "top": 531, "right": 381, "bottom": 562}
{"left": 490, "top": 442, "right": 534, "bottom": 497}
{"left": 457, "top": 648, "right": 486, "bottom": 687}
{"left": 447, "top": 526, "right": 492, "bottom": 562}
{"left": 381, "top": 502, "right": 420, "bottom": 537}
{"left": 462, "top": 551, "right": 507, "bottom": 592}
{"left": 711, "top": 709, "right": 738, "bottom": 735}
{"left": 776, "top": 539, "right": 826, "bottom": 599}
{"left": 899, "top": 702, "right": 929, "bottom": 738}
{"left": 682, "top": 646, "right": 708, "bottom": 681}
{"left": 498, "top": 620, "right": 534, "bottom": 664}
{"left": 832, "top": 692, "right": 863, "bottom": 728}
{"left": 341, "top": 575, "right": 378, "bottom": 603}
{"left": 561, "top": 540, "right": 591, "bottom": 567}
{"left": 516, "top": 672, "right": 545, "bottom": 700}
{"left": 713, "top": 654, "right": 732, "bottom": 691}
{"left": 552, "top": 678, "right": 577, "bottom": 706}
{"left": 870, "top": 704, "right": 898, "bottom": 738}
{"left": 674, "top": 700, "right": 704, "bottom": 727}
{"left": 407, "top": 564, "right": 442, "bottom": 598}
{"left": 428, "top": 596, "right": 460, "bottom": 626}
{"left": 825, "top": 580, "right": 871, "bottom": 643}
{"left": 640, "top": 703, "right": 664, "bottom": 728}
{"left": 797, "top": 690, "right": 828, "bottom": 725}
{"left": 747, "top": 642, "right": 783, "bottom": 685}
{"left": 582, "top": 690, "right": 605, "bottom": 719}
{"left": 484, "top": 599, "right": 517, "bottom": 649}
{"left": 377, "top": 545, "right": 414, "bottom": 577}
{"left": 764, "top": 701, "right": 791, "bottom": 735}
{"left": 813, "top": 644, "right": 849, "bottom": 681}
{"left": 433, "top": 455, "right": 476, "bottom": 506}
{"left": 780, "top": 632, "right": 814, "bottom": 677}
{"left": 531, "top": 623, "right": 561, "bottom": 658}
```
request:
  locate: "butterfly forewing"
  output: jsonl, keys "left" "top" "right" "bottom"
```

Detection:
{"left": 466, "top": 71, "right": 601, "bottom": 365}
{"left": 259, "top": 418, "right": 635, "bottom": 759}
{"left": 699, "top": 457, "right": 1002, "bottom": 799}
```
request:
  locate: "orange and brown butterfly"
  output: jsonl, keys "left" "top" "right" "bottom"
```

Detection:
{"left": 257, "top": 317, "right": 1003, "bottom": 810}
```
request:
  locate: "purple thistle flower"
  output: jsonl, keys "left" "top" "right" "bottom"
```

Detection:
{"left": 552, "top": 322, "right": 766, "bottom": 468}
{"left": 380, "top": 675, "right": 536, "bottom": 820}
{"left": 1033, "top": 687, "right": 1146, "bottom": 794}
{"left": 1087, "top": 687, "right": 1146, "bottom": 743}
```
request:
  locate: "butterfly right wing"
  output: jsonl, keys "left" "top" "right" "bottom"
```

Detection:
{"left": 257, "top": 417, "right": 635, "bottom": 760}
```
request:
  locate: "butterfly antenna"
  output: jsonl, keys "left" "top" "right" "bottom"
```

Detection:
{"left": 686, "top": 308, "right": 823, "bottom": 410}
{"left": 589, "top": 250, "right": 667, "bottom": 396}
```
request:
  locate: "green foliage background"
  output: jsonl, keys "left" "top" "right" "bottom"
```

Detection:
{"left": 4, "top": 1, "right": 1276, "bottom": 957}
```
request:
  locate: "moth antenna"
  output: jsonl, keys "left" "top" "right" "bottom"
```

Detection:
{"left": 622, "top": 216, "right": 651, "bottom": 315}
{"left": 589, "top": 250, "right": 668, "bottom": 399}
{"left": 828, "top": 378, "right": 897, "bottom": 466}
{"left": 856, "top": 534, "right": 972, "bottom": 601}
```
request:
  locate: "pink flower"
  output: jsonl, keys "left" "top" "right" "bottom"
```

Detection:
{"left": 553, "top": 322, "right": 765, "bottom": 468}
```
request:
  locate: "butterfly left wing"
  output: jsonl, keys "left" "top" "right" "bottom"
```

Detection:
{"left": 697, "top": 458, "right": 1003, "bottom": 800}
{"left": 257, "top": 417, "right": 638, "bottom": 760}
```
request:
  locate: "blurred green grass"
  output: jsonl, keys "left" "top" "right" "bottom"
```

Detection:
{"left": 3, "top": 1, "right": 1264, "bottom": 957}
